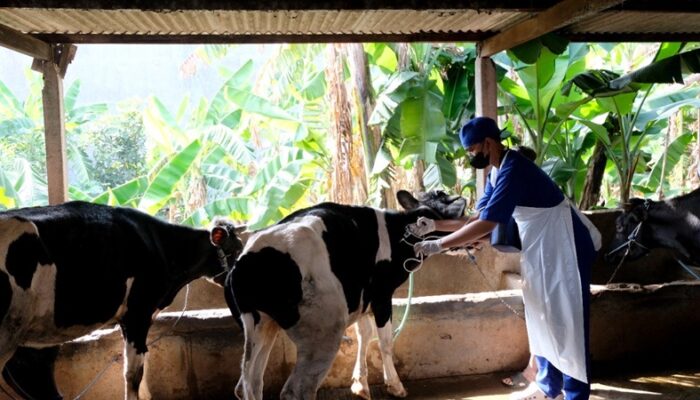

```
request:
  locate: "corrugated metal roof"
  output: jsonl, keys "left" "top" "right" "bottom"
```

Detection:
{"left": 0, "top": 8, "right": 530, "bottom": 41}
{"left": 0, "top": 1, "right": 699, "bottom": 43}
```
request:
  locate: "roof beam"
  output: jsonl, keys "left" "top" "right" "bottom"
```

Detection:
{"left": 0, "top": 23, "right": 52, "bottom": 60}
{"left": 478, "top": 0, "right": 625, "bottom": 58}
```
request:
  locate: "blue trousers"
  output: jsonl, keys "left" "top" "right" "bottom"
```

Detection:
{"left": 535, "top": 210, "right": 595, "bottom": 400}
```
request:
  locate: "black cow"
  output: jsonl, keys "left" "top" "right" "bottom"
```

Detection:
{"left": 606, "top": 187, "right": 700, "bottom": 265}
{"left": 225, "top": 190, "right": 466, "bottom": 400}
{"left": 0, "top": 201, "right": 244, "bottom": 400}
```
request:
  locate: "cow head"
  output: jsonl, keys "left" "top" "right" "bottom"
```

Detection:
{"left": 209, "top": 218, "right": 246, "bottom": 285}
{"left": 396, "top": 190, "right": 467, "bottom": 219}
{"left": 605, "top": 198, "right": 652, "bottom": 264}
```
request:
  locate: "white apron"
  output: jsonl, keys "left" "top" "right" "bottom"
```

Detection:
{"left": 512, "top": 199, "right": 599, "bottom": 383}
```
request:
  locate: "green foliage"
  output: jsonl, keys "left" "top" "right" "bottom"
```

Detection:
{"left": 2, "top": 42, "right": 699, "bottom": 221}
{"left": 369, "top": 44, "right": 477, "bottom": 189}
{"left": 79, "top": 105, "right": 146, "bottom": 192}
{"left": 564, "top": 43, "right": 699, "bottom": 203}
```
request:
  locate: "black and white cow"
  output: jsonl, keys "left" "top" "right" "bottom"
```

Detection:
{"left": 0, "top": 201, "right": 244, "bottom": 400}
{"left": 224, "top": 190, "right": 466, "bottom": 400}
{"left": 606, "top": 187, "right": 700, "bottom": 264}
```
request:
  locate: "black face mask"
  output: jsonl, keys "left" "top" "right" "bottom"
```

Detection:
{"left": 469, "top": 152, "right": 489, "bottom": 169}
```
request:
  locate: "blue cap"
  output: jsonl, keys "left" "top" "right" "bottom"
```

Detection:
{"left": 459, "top": 117, "right": 502, "bottom": 148}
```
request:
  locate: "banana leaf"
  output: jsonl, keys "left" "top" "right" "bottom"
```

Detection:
{"left": 138, "top": 140, "right": 202, "bottom": 214}
{"left": 183, "top": 197, "right": 250, "bottom": 227}
{"left": 637, "top": 132, "right": 694, "bottom": 192}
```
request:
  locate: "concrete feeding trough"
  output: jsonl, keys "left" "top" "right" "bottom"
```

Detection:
{"left": 50, "top": 211, "right": 700, "bottom": 398}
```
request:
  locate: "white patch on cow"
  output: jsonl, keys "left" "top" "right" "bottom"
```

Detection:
{"left": 0, "top": 218, "right": 66, "bottom": 346}
{"left": 685, "top": 211, "right": 700, "bottom": 229}
{"left": 27, "top": 262, "right": 58, "bottom": 327}
{"left": 117, "top": 277, "right": 135, "bottom": 319}
{"left": 246, "top": 215, "right": 334, "bottom": 280}
{"left": 374, "top": 210, "right": 391, "bottom": 263}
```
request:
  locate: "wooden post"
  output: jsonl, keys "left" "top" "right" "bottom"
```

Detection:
{"left": 34, "top": 44, "right": 76, "bottom": 205}
{"left": 41, "top": 59, "right": 68, "bottom": 205}
{"left": 474, "top": 56, "right": 498, "bottom": 200}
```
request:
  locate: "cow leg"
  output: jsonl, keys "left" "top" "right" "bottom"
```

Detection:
{"left": 3, "top": 346, "right": 62, "bottom": 400}
{"left": 376, "top": 322, "right": 406, "bottom": 398}
{"left": 0, "top": 348, "right": 27, "bottom": 400}
{"left": 281, "top": 310, "right": 345, "bottom": 400}
{"left": 350, "top": 316, "right": 373, "bottom": 400}
{"left": 280, "top": 337, "right": 340, "bottom": 400}
{"left": 237, "top": 313, "right": 280, "bottom": 400}
{"left": 122, "top": 340, "right": 146, "bottom": 400}
{"left": 120, "top": 312, "right": 153, "bottom": 400}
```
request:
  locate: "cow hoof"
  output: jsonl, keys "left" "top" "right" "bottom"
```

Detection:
{"left": 351, "top": 378, "right": 371, "bottom": 400}
{"left": 386, "top": 383, "right": 407, "bottom": 398}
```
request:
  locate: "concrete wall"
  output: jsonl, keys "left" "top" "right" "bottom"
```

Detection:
{"left": 54, "top": 282, "right": 700, "bottom": 399}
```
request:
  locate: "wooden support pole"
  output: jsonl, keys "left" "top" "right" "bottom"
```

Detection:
{"left": 474, "top": 56, "right": 498, "bottom": 199}
{"left": 478, "top": 0, "right": 625, "bottom": 58}
{"left": 35, "top": 44, "right": 76, "bottom": 205}
{"left": 0, "top": 23, "right": 52, "bottom": 61}
{"left": 41, "top": 59, "right": 68, "bottom": 205}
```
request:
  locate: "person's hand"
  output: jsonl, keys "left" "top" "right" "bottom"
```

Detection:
{"left": 414, "top": 239, "right": 443, "bottom": 257}
{"left": 408, "top": 217, "right": 436, "bottom": 237}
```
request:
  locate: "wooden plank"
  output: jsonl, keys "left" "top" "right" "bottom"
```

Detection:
{"left": 478, "top": 0, "right": 626, "bottom": 58}
{"left": 474, "top": 56, "right": 498, "bottom": 199}
{"left": 41, "top": 60, "right": 68, "bottom": 205}
{"left": 0, "top": 23, "right": 52, "bottom": 61}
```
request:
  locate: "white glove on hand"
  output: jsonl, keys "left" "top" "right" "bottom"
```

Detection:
{"left": 414, "top": 239, "right": 443, "bottom": 257}
{"left": 408, "top": 217, "right": 436, "bottom": 237}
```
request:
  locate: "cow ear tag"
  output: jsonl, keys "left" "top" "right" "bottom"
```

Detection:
{"left": 211, "top": 227, "right": 229, "bottom": 246}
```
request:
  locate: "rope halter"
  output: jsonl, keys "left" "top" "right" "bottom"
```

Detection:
{"left": 605, "top": 199, "right": 651, "bottom": 284}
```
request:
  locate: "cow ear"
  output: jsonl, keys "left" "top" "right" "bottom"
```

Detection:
{"left": 396, "top": 190, "right": 420, "bottom": 210}
{"left": 210, "top": 227, "right": 229, "bottom": 246}
{"left": 234, "top": 225, "right": 248, "bottom": 235}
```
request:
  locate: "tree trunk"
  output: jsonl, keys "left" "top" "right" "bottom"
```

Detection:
{"left": 326, "top": 43, "right": 366, "bottom": 205}
{"left": 345, "top": 43, "right": 393, "bottom": 208}
{"left": 394, "top": 43, "right": 426, "bottom": 194}
{"left": 657, "top": 114, "right": 672, "bottom": 200}
{"left": 579, "top": 141, "right": 608, "bottom": 210}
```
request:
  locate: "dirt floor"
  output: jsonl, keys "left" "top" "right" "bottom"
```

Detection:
{"left": 316, "top": 369, "right": 700, "bottom": 399}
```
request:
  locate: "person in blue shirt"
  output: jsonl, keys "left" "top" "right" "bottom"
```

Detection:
{"left": 411, "top": 116, "right": 601, "bottom": 400}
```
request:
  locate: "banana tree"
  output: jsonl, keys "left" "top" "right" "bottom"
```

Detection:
{"left": 92, "top": 48, "right": 330, "bottom": 229}
{"left": 496, "top": 34, "right": 590, "bottom": 166}
{"left": 0, "top": 75, "right": 108, "bottom": 208}
{"left": 368, "top": 43, "right": 477, "bottom": 191}
{"left": 563, "top": 44, "right": 700, "bottom": 205}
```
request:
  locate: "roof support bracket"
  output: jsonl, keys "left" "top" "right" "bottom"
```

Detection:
{"left": 478, "top": 0, "right": 626, "bottom": 58}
